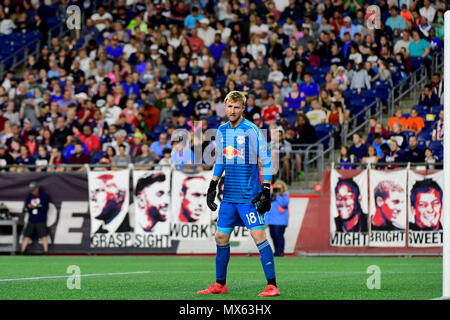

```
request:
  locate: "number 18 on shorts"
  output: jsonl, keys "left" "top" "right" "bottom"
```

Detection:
{"left": 217, "top": 202, "right": 265, "bottom": 233}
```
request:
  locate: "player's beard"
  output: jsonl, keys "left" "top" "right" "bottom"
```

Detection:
{"left": 228, "top": 114, "right": 243, "bottom": 127}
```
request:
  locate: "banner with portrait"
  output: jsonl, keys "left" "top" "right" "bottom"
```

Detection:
{"left": 170, "top": 170, "right": 214, "bottom": 240}
{"left": 407, "top": 170, "right": 443, "bottom": 247}
{"left": 88, "top": 170, "right": 133, "bottom": 248}
{"left": 329, "top": 169, "right": 369, "bottom": 247}
{"left": 133, "top": 169, "right": 172, "bottom": 248}
{"left": 369, "top": 169, "right": 407, "bottom": 247}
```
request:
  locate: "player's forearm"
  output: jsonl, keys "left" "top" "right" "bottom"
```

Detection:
{"left": 262, "top": 159, "right": 273, "bottom": 182}
{"left": 212, "top": 163, "right": 224, "bottom": 179}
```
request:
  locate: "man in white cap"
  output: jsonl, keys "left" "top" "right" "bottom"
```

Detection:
{"left": 21, "top": 182, "right": 50, "bottom": 254}
{"left": 197, "top": 17, "right": 216, "bottom": 47}
{"left": 340, "top": 16, "right": 359, "bottom": 40}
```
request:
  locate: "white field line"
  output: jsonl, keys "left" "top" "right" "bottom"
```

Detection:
{"left": 0, "top": 270, "right": 153, "bottom": 282}
{"left": 0, "top": 270, "right": 441, "bottom": 283}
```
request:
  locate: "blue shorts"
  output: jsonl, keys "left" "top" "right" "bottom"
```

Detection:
{"left": 217, "top": 201, "right": 265, "bottom": 234}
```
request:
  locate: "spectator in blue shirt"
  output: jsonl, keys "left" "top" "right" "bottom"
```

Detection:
{"left": 105, "top": 35, "right": 124, "bottom": 61}
{"left": 209, "top": 33, "right": 227, "bottom": 63}
{"left": 266, "top": 180, "right": 289, "bottom": 257}
{"left": 385, "top": 6, "right": 407, "bottom": 36}
{"left": 299, "top": 72, "right": 319, "bottom": 104}
{"left": 349, "top": 133, "right": 368, "bottom": 161}
{"left": 150, "top": 132, "right": 171, "bottom": 161}
{"left": 122, "top": 74, "right": 141, "bottom": 100}
{"left": 184, "top": 7, "right": 203, "bottom": 29}
{"left": 64, "top": 136, "right": 89, "bottom": 161}
{"left": 340, "top": 16, "right": 359, "bottom": 40}
{"left": 171, "top": 139, "right": 194, "bottom": 171}
{"left": 409, "top": 29, "right": 430, "bottom": 59}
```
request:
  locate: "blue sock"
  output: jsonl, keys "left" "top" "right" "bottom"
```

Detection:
{"left": 216, "top": 244, "right": 230, "bottom": 284}
{"left": 257, "top": 240, "right": 276, "bottom": 281}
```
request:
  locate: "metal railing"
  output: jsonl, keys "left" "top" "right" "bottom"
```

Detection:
{"left": 333, "top": 162, "right": 443, "bottom": 171}
{"left": 280, "top": 132, "right": 335, "bottom": 192}
{"left": 431, "top": 50, "right": 444, "bottom": 75}
{"left": 387, "top": 50, "right": 443, "bottom": 118}
{"left": 341, "top": 98, "right": 382, "bottom": 146}
{"left": 0, "top": 0, "right": 106, "bottom": 80}
{"left": 0, "top": 10, "right": 67, "bottom": 80}
{"left": 387, "top": 61, "right": 428, "bottom": 117}
{"left": 339, "top": 50, "right": 443, "bottom": 150}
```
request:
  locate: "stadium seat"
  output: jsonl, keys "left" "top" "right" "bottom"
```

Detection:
{"left": 424, "top": 120, "right": 435, "bottom": 129}
{"left": 429, "top": 140, "right": 443, "bottom": 154}
{"left": 281, "top": 109, "right": 298, "bottom": 125}
{"left": 206, "top": 115, "right": 222, "bottom": 128}
{"left": 392, "top": 71, "right": 403, "bottom": 87}
{"left": 314, "top": 123, "right": 333, "bottom": 149}
{"left": 431, "top": 105, "right": 443, "bottom": 115}
{"left": 372, "top": 81, "right": 390, "bottom": 103}
{"left": 403, "top": 130, "right": 416, "bottom": 140}
{"left": 302, "top": 105, "right": 311, "bottom": 114}
{"left": 418, "top": 128, "right": 432, "bottom": 142}
{"left": 150, "top": 125, "right": 167, "bottom": 141}
{"left": 262, "top": 82, "right": 273, "bottom": 95}
{"left": 410, "top": 57, "right": 423, "bottom": 72}
{"left": 417, "top": 140, "right": 426, "bottom": 150}
{"left": 414, "top": 105, "right": 430, "bottom": 118}
{"left": 91, "top": 151, "right": 105, "bottom": 164}
{"left": 214, "top": 75, "right": 227, "bottom": 88}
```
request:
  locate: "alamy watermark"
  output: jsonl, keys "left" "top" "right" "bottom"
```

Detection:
{"left": 66, "top": 5, "right": 81, "bottom": 30}
{"left": 366, "top": 265, "right": 381, "bottom": 290}
{"left": 66, "top": 265, "right": 81, "bottom": 290}
{"left": 365, "top": 5, "right": 381, "bottom": 30}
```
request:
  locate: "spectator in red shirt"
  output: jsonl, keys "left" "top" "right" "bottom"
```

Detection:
{"left": 76, "top": 96, "right": 95, "bottom": 126}
{"left": 25, "top": 131, "right": 38, "bottom": 156}
{"left": 0, "top": 108, "right": 8, "bottom": 133}
{"left": 143, "top": 103, "right": 160, "bottom": 132}
{"left": 75, "top": 125, "right": 101, "bottom": 155}
{"left": 48, "top": 147, "right": 65, "bottom": 172}
{"left": 261, "top": 96, "right": 282, "bottom": 125}
{"left": 188, "top": 28, "right": 205, "bottom": 54}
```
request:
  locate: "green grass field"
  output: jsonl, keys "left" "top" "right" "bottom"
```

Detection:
{"left": 0, "top": 256, "right": 443, "bottom": 300}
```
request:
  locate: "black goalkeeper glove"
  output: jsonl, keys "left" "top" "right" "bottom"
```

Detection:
{"left": 206, "top": 180, "right": 218, "bottom": 211}
{"left": 252, "top": 183, "right": 271, "bottom": 214}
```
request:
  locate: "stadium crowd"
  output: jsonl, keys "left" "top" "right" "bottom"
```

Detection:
{"left": 0, "top": 0, "right": 447, "bottom": 182}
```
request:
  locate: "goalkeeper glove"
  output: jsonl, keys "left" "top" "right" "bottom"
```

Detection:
{"left": 252, "top": 183, "right": 271, "bottom": 214}
{"left": 206, "top": 180, "right": 218, "bottom": 211}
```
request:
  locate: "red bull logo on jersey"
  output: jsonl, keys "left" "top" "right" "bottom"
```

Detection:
{"left": 223, "top": 146, "right": 244, "bottom": 160}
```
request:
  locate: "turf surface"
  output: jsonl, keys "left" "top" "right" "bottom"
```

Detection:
{"left": 0, "top": 256, "right": 443, "bottom": 300}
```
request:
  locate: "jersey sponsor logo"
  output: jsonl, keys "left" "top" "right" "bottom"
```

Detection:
{"left": 223, "top": 146, "right": 244, "bottom": 159}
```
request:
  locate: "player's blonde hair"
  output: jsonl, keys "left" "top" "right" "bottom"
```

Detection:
{"left": 224, "top": 90, "right": 247, "bottom": 105}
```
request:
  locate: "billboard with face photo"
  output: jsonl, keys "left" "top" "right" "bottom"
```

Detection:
{"left": 88, "top": 170, "right": 133, "bottom": 248}
{"left": 369, "top": 169, "right": 407, "bottom": 247}
{"left": 133, "top": 169, "right": 172, "bottom": 248}
{"left": 170, "top": 170, "right": 214, "bottom": 240}
{"left": 408, "top": 170, "right": 443, "bottom": 247}
{"left": 330, "top": 169, "right": 369, "bottom": 247}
